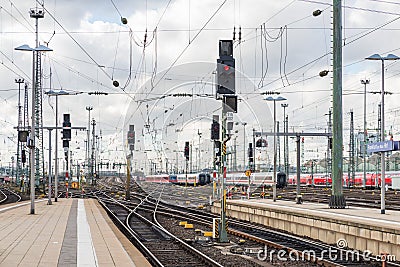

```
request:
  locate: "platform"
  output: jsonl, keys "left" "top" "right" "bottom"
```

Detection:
{"left": 212, "top": 198, "right": 400, "bottom": 258}
{"left": 0, "top": 198, "right": 151, "bottom": 267}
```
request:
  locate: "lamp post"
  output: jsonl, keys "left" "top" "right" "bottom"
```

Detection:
{"left": 366, "top": 53, "right": 400, "bottom": 214}
{"left": 361, "top": 79, "right": 370, "bottom": 188}
{"left": 265, "top": 96, "right": 287, "bottom": 202}
{"left": 15, "top": 44, "right": 52, "bottom": 214}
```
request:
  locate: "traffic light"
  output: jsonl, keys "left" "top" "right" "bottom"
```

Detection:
{"left": 21, "top": 149, "right": 26, "bottom": 164}
{"left": 217, "top": 58, "right": 235, "bottom": 94}
{"left": 62, "top": 114, "right": 71, "bottom": 140}
{"left": 184, "top": 142, "right": 190, "bottom": 161}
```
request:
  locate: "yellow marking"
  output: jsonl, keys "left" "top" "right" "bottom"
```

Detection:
{"left": 203, "top": 231, "right": 213, "bottom": 237}
{"left": 179, "top": 221, "right": 187, "bottom": 226}
{"left": 184, "top": 224, "right": 194, "bottom": 229}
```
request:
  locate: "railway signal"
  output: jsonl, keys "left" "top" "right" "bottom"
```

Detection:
{"left": 62, "top": 114, "right": 71, "bottom": 140}
{"left": 127, "top": 125, "right": 135, "bottom": 151}
{"left": 217, "top": 40, "right": 235, "bottom": 94}
{"left": 184, "top": 142, "right": 190, "bottom": 161}
{"left": 211, "top": 122, "right": 220, "bottom": 140}
{"left": 21, "top": 149, "right": 26, "bottom": 164}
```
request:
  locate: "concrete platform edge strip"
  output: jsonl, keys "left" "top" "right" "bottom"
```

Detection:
{"left": 77, "top": 199, "right": 98, "bottom": 266}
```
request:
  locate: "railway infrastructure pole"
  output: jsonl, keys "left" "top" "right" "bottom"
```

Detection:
{"left": 361, "top": 79, "right": 370, "bottom": 188}
{"left": 126, "top": 154, "right": 131, "bottom": 200}
{"left": 220, "top": 113, "right": 229, "bottom": 243}
{"left": 329, "top": 0, "right": 346, "bottom": 208}
{"left": 296, "top": 135, "right": 301, "bottom": 203}
{"left": 47, "top": 129, "right": 52, "bottom": 205}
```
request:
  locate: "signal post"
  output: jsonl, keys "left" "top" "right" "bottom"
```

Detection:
{"left": 216, "top": 40, "right": 237, "bottom": 243}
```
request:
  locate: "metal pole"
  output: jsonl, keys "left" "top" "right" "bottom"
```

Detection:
{"left": 30, "top": 50, "right": 36, "bottom": 215}
{"left": 86, "top": 106, "right": 92, "bottom": 184}
{"left": 380, "top": 59, "right": 386, "bottom": 214}
{"left": 220, "top": 111, "right": 228, "bottom": 242}
{"left": 277, "top": 121, "right": 280, "bottom": 171}
{"left": 273, "top": 100, "right": 277, "bottom": 202}
{"left": 48, "top": 129, "right": 52, "bottom": 205}
{"left": 91, "top": 119, "right": 96, "bottom": 185}
{"left": 329, "top": 0, "right": 346, "bottom": 208}
{"left": 243, "top": 122, "right": 246, "bottom": 170}
{"left": 54, "top": 95, "right": 58, "bottom": 201}
{"left": 296, "top": 135, "right": 301, "bottom": 203}
{"left": 361, "top": 79, "right": 369, "bottom": 188}
{"left": 16, "top": 79, "right": 24, "bottom": 186}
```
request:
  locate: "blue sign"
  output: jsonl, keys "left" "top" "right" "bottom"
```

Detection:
{"left": 367, "top": 140, "right": 394, "bottom": 153}
{"left": 395, "top": 141, "right": 400, "bottom": 151}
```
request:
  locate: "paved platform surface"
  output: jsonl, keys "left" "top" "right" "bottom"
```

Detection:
{"left": 0, "top": 198, "right": 151, "bottom": 267}
{"left": 229, "top": 198, "right": 400, "bottom": 230}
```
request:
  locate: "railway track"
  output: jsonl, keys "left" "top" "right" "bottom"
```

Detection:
{"left": 0, "top": 187, "right": 21, "bottom": 205}
{"left": 94, "top": 179, "right": 400, "bottom": 267}
{"left": 95, "top": 188, "right": 224, "bottom": 267}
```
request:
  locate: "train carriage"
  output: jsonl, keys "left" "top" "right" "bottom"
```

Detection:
{"left": 169, "top": 172, "right": 209, "bottom": 186}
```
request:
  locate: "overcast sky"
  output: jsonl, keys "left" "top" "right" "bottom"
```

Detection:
{"left": 1, "top": 0, "right": 400, "bottom": 172}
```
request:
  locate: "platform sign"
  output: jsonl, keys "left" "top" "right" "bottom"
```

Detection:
{"left": 367, "top": 140, "right": 394, "bottom": 153}
{"left": 394, "top": 141, "right": 400, "bottom": 151}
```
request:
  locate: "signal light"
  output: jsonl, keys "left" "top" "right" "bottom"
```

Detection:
{"left": 248, "top": 143, "right": 254, "bottom": 160}
{"left": 215, "top": 141, "right": 221, "bottom": 157}
{"left": 63, "top": 140, "right": 69, "bottom": 148}
{"left": 217, "top": 58, "right": 235, "bottom": 94}
{"left": 211, "top": 122, "right": 220, "bottom": 140}
{"left": 62, "top": 114, "right": 71, "bottom": 140}
{"left": 184, "top": 142, "right": 190, "bottom": 160}
{"left": 21, "top": 150, "right": 26, "bottom": 164}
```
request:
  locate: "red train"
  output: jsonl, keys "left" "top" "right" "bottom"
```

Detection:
{"left": 287, "top": 171, "right": 400, "bottom": 187}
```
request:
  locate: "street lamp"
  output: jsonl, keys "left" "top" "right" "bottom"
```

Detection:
{"left": 15, "top": 44, "right": 52, "bottom": 214}
{"left": 265, "top": 96, "right": 287, "bottom": 202}
{"left": 360, "top": 79, "right": 370, "bottom": 189}
{"left": 365, "top": 53, "right": 400, "bottom": 214}
{"left": 45, "top": 90, "right": 80, "bottom": 202}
